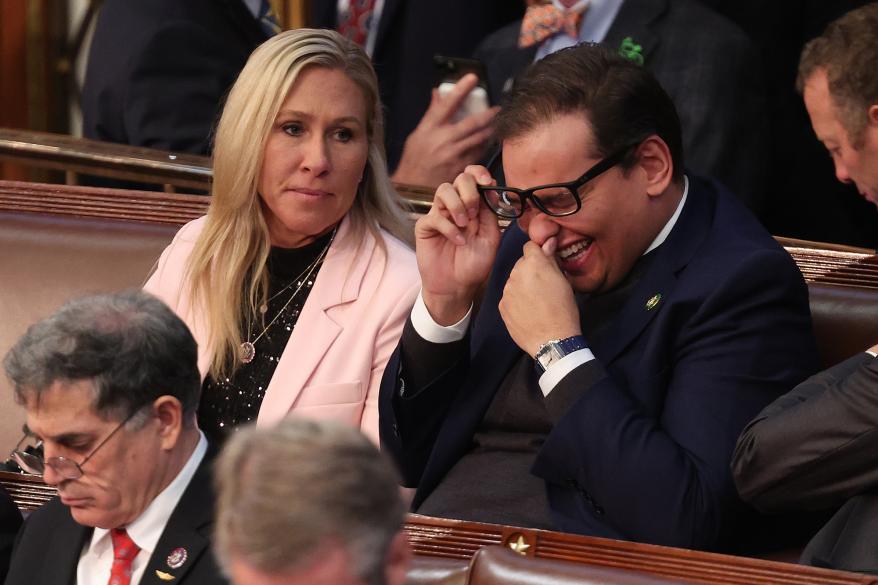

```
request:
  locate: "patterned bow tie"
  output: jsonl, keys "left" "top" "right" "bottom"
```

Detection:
{"left": 519, "top": 2, "right": 587, "bottom": 48}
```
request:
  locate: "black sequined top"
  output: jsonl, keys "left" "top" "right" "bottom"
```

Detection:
{"left": 198, "top": 230, "right": 334, "bottom": 447}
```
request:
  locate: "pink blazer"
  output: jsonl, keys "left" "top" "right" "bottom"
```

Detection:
{"left": 144, "top": 215, "right": 419, "bottom": 443}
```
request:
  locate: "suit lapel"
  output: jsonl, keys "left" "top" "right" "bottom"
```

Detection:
{"left": 39, "top": 505, "right": 91, "bottom": 585}
{"left": 219, "top": 0, "right": 271, "bottom": 46}
{"left": 602, "top": 0, "right": 667, "bottom": 64}
{"left": 595, "top": 178, "right": 712, "bottom": 365}
{"left": 309, "top": 0, "right": 339, "bottom": 28}
{"left": 373, "top": 0, "right": 403, "bottom": 55}
{"left": 257, "top": 217, "right": 371, "bottom": 424}
{"left": 140, "top": 454, "right": 216, "bottom": 585}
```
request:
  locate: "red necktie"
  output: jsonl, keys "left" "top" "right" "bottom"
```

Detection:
{"left": 108, "top": 528, "right": 140, "bottom": 585}
{"left": 338, "top": 0, "right": 377, "bottom": 47}
{"left": 519, "top": 3, "right": 587, "bottom": 48}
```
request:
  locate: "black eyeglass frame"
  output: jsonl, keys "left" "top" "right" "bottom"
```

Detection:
{"left": 477, "top": 142, "right": 640, "bottom": 219}
{"left": 11, "top": 404, "right": 147, "bottom": 480}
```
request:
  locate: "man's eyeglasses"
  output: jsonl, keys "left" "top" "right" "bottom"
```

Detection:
{"left": 10, "top": 406, "right": 145, "bottom": 480}
{"left": 477, "top": 143, "right": 638, "bottom": 219}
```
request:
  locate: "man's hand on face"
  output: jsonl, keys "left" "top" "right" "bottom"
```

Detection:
{"left": 500, "top": 239, "right": 582, "bottom": 357}
{"left": 416, "top": 165, "right": 502, "bottom": 325}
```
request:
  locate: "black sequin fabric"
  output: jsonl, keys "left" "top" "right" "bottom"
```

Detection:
{"left": 198, "top": 230, "right": 333, "bottom": 447}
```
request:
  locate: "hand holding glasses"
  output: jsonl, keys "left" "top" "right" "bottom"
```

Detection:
{"left": 477, "top": 143, "right": 636, "bottom": 219}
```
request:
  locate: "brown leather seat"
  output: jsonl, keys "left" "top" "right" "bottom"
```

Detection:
{"left": 466, "top": 547, "right": 684, "bottom": 585}
{"left": 405, "top": 556, "right": 469, "bottom": 585}
{"left": 809, "top": 282, "right": 878, "bottom": 369}
{"left": 0, "top": 211, "right": 176, "bottom": 450}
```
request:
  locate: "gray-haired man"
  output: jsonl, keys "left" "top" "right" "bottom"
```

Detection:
{"left": 214, "top": 417, "right": 410, "bottom": 585}
{"left": 4, "top": 290, "right": 227, "bottom": 585}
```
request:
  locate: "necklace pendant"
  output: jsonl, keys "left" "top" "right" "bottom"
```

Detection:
{"left": 240, "top": 341, "right": 256, "bottom": 364}
{"left": 259, "top": 304, "right": 268, "bottom": 314}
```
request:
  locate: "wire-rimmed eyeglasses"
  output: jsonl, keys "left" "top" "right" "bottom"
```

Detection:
{"left": 10, "top": 406, "right": 144, "bottom": 480}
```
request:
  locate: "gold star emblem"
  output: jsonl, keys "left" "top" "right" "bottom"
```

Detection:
{"left": 507, "top": 533, "right": 531, "bottom": 555}
{"left": 645, "top": 293, "right": 662, "bottom": 311}
{"left": 155, "top": 570, "right": 175, "bottom": 581}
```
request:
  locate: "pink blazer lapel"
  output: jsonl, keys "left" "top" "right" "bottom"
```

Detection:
{"left": 256, "top": 216, "right": 376, "bottom": 425}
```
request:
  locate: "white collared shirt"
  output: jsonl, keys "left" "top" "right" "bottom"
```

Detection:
{"left": 535, "top": 0, "right": 626, "bottom": 62}
{"left": 76, "top": 432, "right": 207, "bottom": 585}
{"left": 410, "top": 176, "right": 690, "bottom": 396}
{"left": 242, "top": 0, "right": 262, "bottom": 19}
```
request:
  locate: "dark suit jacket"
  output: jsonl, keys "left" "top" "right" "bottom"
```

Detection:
{"left": 473, "top": 0, "right": 768, "bottom": 217}
{"left": 4, "top": 451, "right": 226, "bottom": 585}
{"left": 380, "top": 176, "right": 818, "bottom": 551}
{"left": 0, "top": 487, "right": 22, "bottom": 584}
{"left": 733, "top": 353, "right": 878, "bottom": 573}
{"left": 309, "top": 0, "right": 523, "bottom": 170}
{"left": 82, "top": 0, "right": 268, "bottom": 155}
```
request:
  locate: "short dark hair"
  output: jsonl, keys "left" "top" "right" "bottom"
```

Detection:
{"left": 797, "top": 4, "right": 878, "bottom": 145}
{"left": 494, "top": 42, "right": 684, "bottom": 182}
{"left": 3, "top": 290, "right": 201, "bottom": 421}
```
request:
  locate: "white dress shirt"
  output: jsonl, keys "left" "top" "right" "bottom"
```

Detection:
{"left": 535, "top": 0, "right": 626, "bottom": 62}
{"left": 411, "top": 176, "right": 690, "bottom": 396}
{"left": 76, "top": 433, "right": 208, "bottom": 585}
{"left": 242, "top": 0, "right": 262, "bottom": 19}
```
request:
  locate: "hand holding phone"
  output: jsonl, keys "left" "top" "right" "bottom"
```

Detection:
{"left": 438, "top": 81, "right": 489, "bottom": 123}
{"left": 391, "top": 59, "right": 498, "bottom": 187}
{"left": 433, "top": 55, "right": 492, "bottom": 123}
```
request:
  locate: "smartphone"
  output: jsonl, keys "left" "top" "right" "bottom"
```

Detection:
{"left": 433, "top": 55, "right": 491, "bottom": 123}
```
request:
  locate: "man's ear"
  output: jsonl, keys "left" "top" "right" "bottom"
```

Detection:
{"left": 152, "top": 396, "right": 184, "bottom": 451}
{"left": 868, "top": 104, "right": 878, "bottom": 126}
{"left": 384, "top": 531, "right": 412, "bottom": 585}
{"left": 635, "top": 135, "right": 674, "bottom": 197}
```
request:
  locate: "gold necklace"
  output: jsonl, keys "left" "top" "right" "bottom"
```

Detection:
{"left": 239, "top": 227, "right": 336, "bottom": 364}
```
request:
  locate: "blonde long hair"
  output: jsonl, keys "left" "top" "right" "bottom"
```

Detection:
{"left": 185, "top": 29, "right": 413, "bottom": 380}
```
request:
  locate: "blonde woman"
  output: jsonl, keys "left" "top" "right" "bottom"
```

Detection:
{"left": 145, "top": 29, "right": 419, "bottom": 446}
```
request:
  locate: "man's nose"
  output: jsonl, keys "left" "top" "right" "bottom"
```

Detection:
{"left": 834, "top": 160, "right": 852, "bottom": 185}
{"left": 41, "top": 460, "right": 62, "bottom": 487}
{"left": 522, "top": 208, "right": 560, "bottom": 246}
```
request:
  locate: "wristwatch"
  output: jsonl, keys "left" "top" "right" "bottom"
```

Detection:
{"left": 534, "top": 335, "right": 588, "bottom": 373}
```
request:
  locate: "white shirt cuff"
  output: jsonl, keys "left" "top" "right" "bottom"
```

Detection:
{"left": 867, "top": 351, "right": 877, "bottom": 357}
{"left": 538, "top": 348, "right": 596, "bottom": 396}
{"left": 410, "top": 289, "right": 472, "bottom": 343}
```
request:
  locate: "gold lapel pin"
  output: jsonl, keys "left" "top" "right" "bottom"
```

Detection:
{"left": 156, "top": 570, "right": 176, "bottom": 581}
{"left": 645, "top": 293, "right": 662, "bottom": 311}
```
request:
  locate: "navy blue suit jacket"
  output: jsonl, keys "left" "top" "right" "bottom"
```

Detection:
{"left": 83, "top": 0, "right": 267, "bottom": 156}
{"left": 379, "top": 176, "right": 818, "bottom": 550}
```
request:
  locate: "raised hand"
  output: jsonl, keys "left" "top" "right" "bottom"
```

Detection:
{"left": 392, "top": 73, "right": 498, "bottom": 188}
{"left": 416, "top": 165, "right": 502, "bottom": 325}
{"left": 500, "top": 239, "right": 582, "bottom": 356}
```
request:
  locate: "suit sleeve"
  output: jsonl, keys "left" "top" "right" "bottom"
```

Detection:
{"left": 379, "top": 318, "right": 471, "bottom": 487}
{"left": 732, "top": 353, "right": 878, "bottom": 512}
{"left": 533, "top": 248, "right": 816, "bottom": 549}
{"left": 142, "top": 220, "right": 200, "bottom": 307}
{"left": 360, "top": 279, "right": 422, "bottom": 445}
{"left": 0, "top": 487, "right": 22, "bottom": 584}
{"left": 667, "top": 25, "right": 768, "bottom": 215}
{"left": 123, "top": 21, "right": 241, "bottom": 154}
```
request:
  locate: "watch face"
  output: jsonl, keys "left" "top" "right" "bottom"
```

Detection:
{"left": 536, "top": 343, "right": 563, "bottom": 371}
